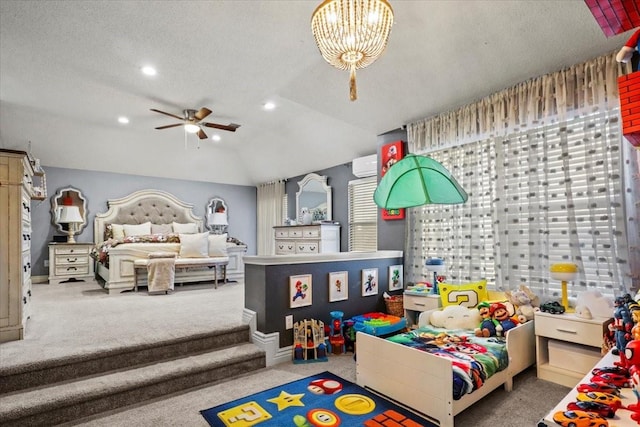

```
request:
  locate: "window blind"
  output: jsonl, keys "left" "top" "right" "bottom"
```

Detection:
{"left": 348, "top": 176, "right": 377, "bottom": 251}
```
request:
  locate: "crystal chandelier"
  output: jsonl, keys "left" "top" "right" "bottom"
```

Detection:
{"left": 311, "top": 0, "right": 394, "bottom": 101}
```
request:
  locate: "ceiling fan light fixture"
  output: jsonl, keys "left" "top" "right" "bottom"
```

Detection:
{"left": 184, "top": 123, "right": 200, "bottom": 134}
{"left": 311, "top": 0, "right": 394, "bottom": 101}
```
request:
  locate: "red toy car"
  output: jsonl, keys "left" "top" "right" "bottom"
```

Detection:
{"left": 577, "top": 382, "right": 620, "bottom": 396}
{"left": 567, "top": 400, "right": 617, "bottom": 418}
{"left": 592, "top": 366, "right": 628, "bottom": 377}
{"left": 590, "top": 373, "right": 631, "bottom": 388}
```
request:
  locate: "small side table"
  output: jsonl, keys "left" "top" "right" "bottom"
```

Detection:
{"left": 403, "top": 293, "right": 441, "bottom": 328}
{"left": 48, "top": 243, "right": 95, "bottom": 285}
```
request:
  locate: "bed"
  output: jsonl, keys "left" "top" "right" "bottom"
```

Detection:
{"left": 356, "top": 307, "right": 535, "bottom": 427}
{"left": 93, "top": 189, "right": 235, "bottom": 295}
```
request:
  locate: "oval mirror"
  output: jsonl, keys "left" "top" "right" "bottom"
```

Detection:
{"left": 51, "top": 187, "right": 88, "bottom": 240}
{"left": 206, "top": 197, "right": 228, "bottom": 234}
{"left": 296, "top": 173, "right": 332, "bottom": 224}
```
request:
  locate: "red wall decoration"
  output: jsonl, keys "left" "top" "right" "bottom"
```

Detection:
{"left": 380, "top": 140, "right": 405, "bottom": 220}
{"left": 619, "top": 71, "right": 640, "bottom": 147}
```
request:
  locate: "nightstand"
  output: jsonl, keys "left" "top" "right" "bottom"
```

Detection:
{"left": 403, "top": 293, "right": 441, "bottom": 328}
{"left": 48, "top": 243, "right": 95, "bottom": 285}
{"left": 534, "top": 310, "right": 612, "bottom": 388}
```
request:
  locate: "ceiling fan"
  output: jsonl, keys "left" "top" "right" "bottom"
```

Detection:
{"left": 150, "top": 107, "right": 240, "bottom": 140}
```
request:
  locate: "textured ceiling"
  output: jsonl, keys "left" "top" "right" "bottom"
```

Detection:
{"left": 0, "top": 0, "right": 634, "bottom": 186}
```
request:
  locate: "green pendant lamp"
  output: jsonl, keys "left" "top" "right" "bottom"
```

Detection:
{"left": 374, "top": 154, "right": 468, "bottom": 209}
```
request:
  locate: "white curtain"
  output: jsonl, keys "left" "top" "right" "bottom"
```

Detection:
{"left": 405, "top": 52, "right": 639, "bottom": 299}
{"left": 256, "top": 180, "right": 285, "bottom": 256}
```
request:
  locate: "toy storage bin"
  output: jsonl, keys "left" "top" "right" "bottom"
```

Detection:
{"left": 385, "top": 295, "right": 404, "bottom": 317}
{"left": 548, "top": 339, "right": 602, "bottom": 373}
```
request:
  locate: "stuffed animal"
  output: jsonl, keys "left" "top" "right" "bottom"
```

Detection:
{"left": 491, "top": 302, "right": 519, "bottom": 337}
{"left": 504, "top": 285, "right": 540, "bottom": 323}
{"left": 617, "top": 28, "right": 640, "bottom": 64}
{"left": 429, "top": 304, "right": 481, "bottom": 330}
{"left": 474, "top": 301, "right": 498, "bottom": 337}
{"left": 576, "top": 290, "right": 614, "bottom": 319}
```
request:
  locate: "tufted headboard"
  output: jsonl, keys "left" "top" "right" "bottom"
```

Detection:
{"left": 94, "top": 189, "right": 203, "bottom": 245}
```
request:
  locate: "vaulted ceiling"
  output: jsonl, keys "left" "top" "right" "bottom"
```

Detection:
{"left": 0, "top": 1, "right": 633, "bottom": 186}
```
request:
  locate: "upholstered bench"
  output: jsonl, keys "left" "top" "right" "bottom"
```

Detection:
{"left": 133, "top": 256, "right": 229, "bottom": 291}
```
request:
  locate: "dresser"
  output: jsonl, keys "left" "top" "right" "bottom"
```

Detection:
{"left": 226, "top": 244, "right": 247, "bottom": 281}
{"left": 48, "top": 243, "right": 95, "bottom": 285}
{"left": 534, "top": 310, "right": 612, "bottom": 388}
{"left": 273, "top": 224, "right": 340, "bottom": 255}
{"left": 0, "top": 149, "right": 36, "bottom": 343}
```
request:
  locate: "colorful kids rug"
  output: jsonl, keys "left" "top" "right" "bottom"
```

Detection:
{"left": 200, "top": 371, "right": 434, "bottom": 427}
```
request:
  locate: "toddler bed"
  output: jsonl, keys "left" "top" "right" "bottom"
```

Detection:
{"left": 356, "top": 307, "right": 535, "bottom": 427}
{"left": 93, "top": 189, "right": 234, "bottom": 294}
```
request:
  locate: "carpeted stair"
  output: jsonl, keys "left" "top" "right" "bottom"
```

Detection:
{"left": 0, "top": 324, "right": 265, "bottom": 426}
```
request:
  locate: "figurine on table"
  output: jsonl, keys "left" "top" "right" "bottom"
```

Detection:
{"left": 625, "top": 339, "right": 640, "bottom": 422}
{"left": 612, "top": 295, "right": 634, "bottom": 367}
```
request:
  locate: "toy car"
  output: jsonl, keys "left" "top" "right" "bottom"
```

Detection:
{"left": 592, "top": 366, "right": 628, "bottom": 377}
{"left": 576, "top": 382, "right": 620, "bottom": 396}
{"left": 567, "top": 400, "right": 617, "bottom": 418}
{"left": 590, "top": 373, "right": 630, "bottom": 388}
{"left": 576, "top": 391, "right": 622, "bottom": 409}
{"left": 553, "top": 410, "right": 608, "bottom": 427}
{"left": 540, "top": 301, "right": 566, "bottom": 314}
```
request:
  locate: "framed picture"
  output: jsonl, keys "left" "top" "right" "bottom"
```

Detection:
{"left": 361, "top": 268, "right": 378, "bottom": 297}
{"left": 381, "top": 140, "right": 405, "bottom": 220}
{"left": 328, "top": 271, "right": 349, "bottom": 302}
{"left": 289, "top": 274, "right": 312, "bottom": 308}
{"left": 388, "top": 265, "right": 403, "bottom": 291}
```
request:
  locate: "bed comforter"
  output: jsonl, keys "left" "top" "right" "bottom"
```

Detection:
{"left": 386, "top": 325, "right": 509, "bottom": 400}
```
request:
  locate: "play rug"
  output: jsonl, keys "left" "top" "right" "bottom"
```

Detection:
{"left": 200, "top": 371, "right": 434, "bottom": 427}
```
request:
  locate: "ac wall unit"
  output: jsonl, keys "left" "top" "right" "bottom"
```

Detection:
{"left": 352, "top": 154, "right": 377, "bottom": 178}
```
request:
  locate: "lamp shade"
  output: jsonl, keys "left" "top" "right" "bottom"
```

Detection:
{"left": 58, "top": 205, "right": 83, "bottom": 223}
{"left": 374, "top": 154, "right": 468, "bottom": 209}
{"left": 208, "top": 212, "right": 228, "bottom": 226}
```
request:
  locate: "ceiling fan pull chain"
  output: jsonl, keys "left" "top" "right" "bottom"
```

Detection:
{"left": 349, "top": 64, "right": 357, "bottom": 101}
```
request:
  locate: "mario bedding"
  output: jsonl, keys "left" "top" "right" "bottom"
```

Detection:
{"left": 386, "top": 325, "right": 509, "bottom": 400}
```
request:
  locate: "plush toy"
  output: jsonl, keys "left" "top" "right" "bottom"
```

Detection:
{"left": 504, "top": 285, "right": 540, "bottom": 323}
{"left": 617, "top": 28, "right": 640, "bottom": 64}
{"left": 474, "top": 301, "right": 499, "bottom": 337}
{"left": 576, "top": 290, "right": 614, "bottom": 319}
{"left": 429, "top": 304, "right": 481, "bottom": 330}
{"left": 491, "top": 302, "right": 519, "bottom": 337}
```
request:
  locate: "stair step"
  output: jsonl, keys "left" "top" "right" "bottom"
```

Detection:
{"left": 0, "top": 324, "right": 251, "bottom": 394}
{"left": 0, "top": 343, "right": 266, "bottom": 427}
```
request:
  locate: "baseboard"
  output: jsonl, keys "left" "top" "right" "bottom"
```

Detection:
{"left": 244, "top": 308, "right": 291, "bottom": 366}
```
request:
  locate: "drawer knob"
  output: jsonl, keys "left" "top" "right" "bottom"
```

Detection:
{"left": 66, "top": 258, "right": 78, "bottom": 263}
{"left": 67, "top": 266, "right": 77, "bottom": 271}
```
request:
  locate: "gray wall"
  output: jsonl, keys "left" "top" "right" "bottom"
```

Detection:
{"left": 30, "top": 167, "right": 257, "bottom": 276}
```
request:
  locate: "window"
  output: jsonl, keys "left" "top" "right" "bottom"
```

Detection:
{"left": 348, "top": 176, "right": 377, "bottom": 251}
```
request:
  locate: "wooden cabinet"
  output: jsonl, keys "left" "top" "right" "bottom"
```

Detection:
{"left": 535, "top": 310, "right": 612, "bottom": 388}
{"left": 274, "top": 224, "right": 340, "bottom": 255}
{"left": 226, "top": 244, "right": 247, "bottom": 282}
{"left": 0, "top": 149, "right": 36, "bottom": 343}
{"left": 48, "top": 243, "right": 95, "bottom": 285}
{"left": 403, "top": 293, "right": 440, "bottom": 328}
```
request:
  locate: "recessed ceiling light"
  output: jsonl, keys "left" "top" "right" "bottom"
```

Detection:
{"left": 211, "top": 134, "right": 221, "bottom": 142}
{"left": 263, "top": 102, "right": 276, "bottom": 110}
{"left": 141, "top": 66, "right": 157, "bottom": 76}
{"left": 118, "top": 116, "right": 129, "bottom": 124}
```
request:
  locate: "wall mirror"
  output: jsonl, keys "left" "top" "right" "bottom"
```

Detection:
{"left": 206, "top": 197, "right": 228, "bottom": 234}
{"left": 51, "top": 187, "right": 88, "bottom": 242}
{"left": 296, "top": 173, "right": 332, "bottom": 224}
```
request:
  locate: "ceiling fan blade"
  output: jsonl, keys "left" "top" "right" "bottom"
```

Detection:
{"left": 202, "top": 122, "right": 241, "bottom": 132}
{"left": 150, "top": 108, "right": 183, "bottom": 120}
{"left": 197, "top": 128, "right": 208, "bottom": 140}
{"left": 155, "top": 123, "right": 183, "bottom": 130}
{"left": 194, "top": 107, "right": 212, "bottom": 121}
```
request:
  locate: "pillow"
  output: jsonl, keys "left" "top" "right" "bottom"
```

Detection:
{"left": 439, "top": 280, "right": 488, "bottom": 308}
{"left": 109, "top": 224, "right": 125, "bottom": 240}
{"left": 179, "top": 232, "right": 209, "bottom": 258}
{"left": 123, "top": 222, "right": 151, "bottom": 237}
{"left": 429, "top": 305, "right": 481, "bottom": 330}
{"left": 173, "top": 222, "right": 198, "bottom": 234}
{"left": 208, "top": 233, "right": 228, "bottom": 257}
{"left": 151, "top": 223, "right": 173, "bottom": 234}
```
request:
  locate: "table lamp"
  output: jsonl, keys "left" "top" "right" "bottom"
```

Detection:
{"left": 425, "top": 257, "right": 446, "bottom": 295}
{"left": 550, "top": 263, "right": 578, "bottom": 312}
{"left": 208, "top": 212, "right": 228, "bottom": 235}
{"left": 58, "top": 205, "right": 83, "bottom": 243}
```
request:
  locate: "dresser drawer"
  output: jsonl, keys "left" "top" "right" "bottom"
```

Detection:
{"left": 22, "top": 252, "right": 31, "bottom": 279}
{"left": 289, "top": 229, "right": 303, "bottom": 238}
{"left": 21, "top": 193, "right": 31, "bottom": 222}
{"left": 55, "top": 254, "right": 89, "bottom": 266}
{"left": 275, "top": 241, "right": 295, "bottom": 254}
{"left": 54, "top": 246, "right": 90, "bottom": 256}
{"left": 55, "top": 264, "right": 90, "bottom": 277}
{"left": 21, "top": 230, "right": 31, "bottom": 252}
{"left": 275, "top": 229, "right": 289, "bottom": 238}
{"left": 403, "top": 294, "right": 440, "bottom": 312}
{"left": 301, "top": 227, "right": 320, "bottom": 238}
{"left": 296, "top": 242, "right": 319, "bottom": 254}
{"left": 535, "top": 313, "right": 609, "bottom": 347}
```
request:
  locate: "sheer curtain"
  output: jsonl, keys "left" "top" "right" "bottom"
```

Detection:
{"left": 405, "top": 52, "right": 639, "bottom": 299}
{"left": 256, "top": 180, "right": 285, "bottom": 256}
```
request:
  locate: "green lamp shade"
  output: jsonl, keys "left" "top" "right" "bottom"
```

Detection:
{"left": 374, "top": 154, "right": 468, "bottom": 209}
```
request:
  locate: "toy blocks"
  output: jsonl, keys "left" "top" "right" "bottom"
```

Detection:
{"left": 619, "top": 71, "right": 640, "bottom": 147}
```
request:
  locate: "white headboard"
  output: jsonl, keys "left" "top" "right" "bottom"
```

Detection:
{"left": 94, "top": 189, "right": 203, "bottom": 245}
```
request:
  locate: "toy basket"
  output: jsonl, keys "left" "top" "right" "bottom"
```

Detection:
{"left": 385, "top": 296, "right": 404, "bottom": 317}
